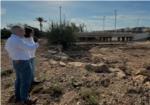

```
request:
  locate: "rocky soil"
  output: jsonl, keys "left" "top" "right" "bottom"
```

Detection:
{"left": 1, "top": 39, "right": 150, "bottom": 105}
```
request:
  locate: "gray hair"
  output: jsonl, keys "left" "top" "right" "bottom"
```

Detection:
{"left": 11, "top": 25, "right": 24, "bottom": 34}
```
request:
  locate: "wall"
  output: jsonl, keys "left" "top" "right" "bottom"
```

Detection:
{"left": 133, "top": 33, "right": 149, "bottom": 41}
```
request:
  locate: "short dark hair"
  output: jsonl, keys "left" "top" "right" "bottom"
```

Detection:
{"left": 24, "top": 27, "right": 33, "bottom": 38}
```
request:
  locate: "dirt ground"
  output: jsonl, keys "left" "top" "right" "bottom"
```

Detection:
{"left": 1, "top": 39, "right": 150, "bottom": 105}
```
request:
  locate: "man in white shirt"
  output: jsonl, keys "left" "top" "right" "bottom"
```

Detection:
{"left": 5, "top": 25, "right": 38, "bottom": 105}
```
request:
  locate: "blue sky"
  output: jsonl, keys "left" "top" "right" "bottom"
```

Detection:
{"left": 1, "top": 1, "right": 150, "bottom": 31}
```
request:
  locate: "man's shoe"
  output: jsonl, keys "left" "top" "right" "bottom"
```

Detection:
{"left": 22, "top": 98, "right": 37, "bottom": 105}
{"left": 32, "top": 80, "right": 41, "bottom": 85}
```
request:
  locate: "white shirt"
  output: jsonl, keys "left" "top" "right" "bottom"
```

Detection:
{"left": 23, "top": 37, "right": 37, "bottom": 58}
{"left": 5, "top": 34, "right": 39, "bottom": 60}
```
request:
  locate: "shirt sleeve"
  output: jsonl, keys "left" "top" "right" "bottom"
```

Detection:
{"left": 16, "top": 38, "right": 39, "bottom": 50}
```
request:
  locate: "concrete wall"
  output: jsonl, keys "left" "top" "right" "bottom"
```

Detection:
{"left": 133, "top": 33, "right": 149, "bottom": 41}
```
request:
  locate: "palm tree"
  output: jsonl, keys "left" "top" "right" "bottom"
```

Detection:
{"left": 79, "top": 23, "right": 86, "bottom": 32}
{"left": 35, "top": 17, "right": 46, "bottom": 32}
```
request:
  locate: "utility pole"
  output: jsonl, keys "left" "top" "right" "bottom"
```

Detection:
{"left": 103, "top": 16, "right": 106, "bottom": 31}
{"left": 59, "top": 6, "right": 62, "bottom": 26}
{"left": 114, "top": 10, "right": 117, "bottom": 31}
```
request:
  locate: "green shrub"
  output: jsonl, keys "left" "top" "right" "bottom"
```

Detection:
{"left": 1, "top": 28, "right": 11, "bottom": 39}
{"left": 1, "top": 69, "right": 13, "bottom": 77}
{"left": 79, "top": 88, "right": 99, "bottom": 105}
{"left": 42, "top": 83, "right": 64, "bottom": 101}
{"left": 47, "top": 22, "right": 79, "bottom": 50}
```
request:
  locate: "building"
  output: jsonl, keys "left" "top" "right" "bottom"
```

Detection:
{"left": 76, "top": 31, "right": 150, "bottom": 42}
{"left": 76, "top": 32, "right": 134, "bottom": 42}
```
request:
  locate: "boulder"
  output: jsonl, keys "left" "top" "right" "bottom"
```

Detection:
{"left": 85, "top": 63, "right": 111, "bottom": 73}
{"left": 49, "top": 59, "right": 58, "bottom": 65}
{"left": 110, "top": 68, "right": 127, "bottom": 79}
{"left": 59, "top": 61, "right": 66, "bottom": 67}
{"left": 55, "top": 53, "right": 69, "bottom": 61}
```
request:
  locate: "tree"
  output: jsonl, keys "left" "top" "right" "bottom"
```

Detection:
{"left": 144, "top": 28, "right": 150, "bottom": 40}
{"left": 35, "top": 17, "right": 46, "bottom": 32}
{"left": 70, "top": 23, "right": 80, "bottom": 32}
{"left": 47, "top": 21, "right": 79, "bottom": 50}
{"left": 1, "top": 28, "right": 11, "bottom": 39}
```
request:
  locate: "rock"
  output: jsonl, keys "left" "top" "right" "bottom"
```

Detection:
{"left": 144, "top": 82, "right": 150, "bottom": 88}
{"left": 136, "top": 69, "right": 150, "bottom": 77}
{"left": 110, "top": 68, "right": 126, "bottom": 79}
{"left": 68, "top": 62, "right": 85, "bottom": 67}
{"left": 55, "top": 53, "right": 69, "bottom": 61}
{"left": 71, "top": 78, "right": 83, "bottom": 88}
{"left": 49, "top": 59, "right": 58, "bottom": 65}
{"left": 59, "top": 61, "right": 66, "bottom": 67}
{"left": 146, "top": 66, "right": 150, "bottom": 70}
{"left": 132, "top": 75, "right": 147, "bottom": 84}
{"left": 126, "top": 86, "right": 143, "bottom": 94}
{"left": 116, "top": 71, "right": 126, "bottom": 79}
{"left": 72, "top": 81, "right": 83, "bottom": 88}
{"left": 143, "top": 77, "right": 150, "bottom": 83}
{"left": 100, "top": 78, "right": 110, "bottom": 87}
{"left": 85, "top": 63, "right": 111, "bottom": 73}
{"left": 109, "top": 68, "right": 121, "bottom": 72}
{"left": 48, "top": 50, "right": 57, "bottom": 54}
{"left": 47, "top": 51, "right": 69, "bottom": 61}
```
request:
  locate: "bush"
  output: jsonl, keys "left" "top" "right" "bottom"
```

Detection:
{"left": 42, "top": 83, "right": 64, "bottom": 101}
{"left": 79, "top": 88, "right": 99, "bottom": 105}
{"left": 47, "top": 22, "right": 79, "bottom": 50}
{"left": 1, "top": 69, "right": 13, "bottom": 77}
{"left": 1, "top": 28, "right": 11, "bottom": 39}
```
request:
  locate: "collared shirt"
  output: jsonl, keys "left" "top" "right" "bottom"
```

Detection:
{"left": 23, "top": 37, "right": 37, "bottom": 58}
{"left": 5, "top": 34, "right": 39, "bottom": 60}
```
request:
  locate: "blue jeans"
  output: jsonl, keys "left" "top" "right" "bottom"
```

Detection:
{"left": 13, "top": 60, "right": 32, "bottom": 102}
{"left": 30, "top": 57, "right": 35, "bottom": 82}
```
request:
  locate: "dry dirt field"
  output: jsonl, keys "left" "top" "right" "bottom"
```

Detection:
{"left": 1, "top": 39, "right": 150, "bottom": 105}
